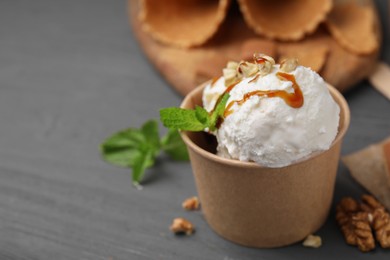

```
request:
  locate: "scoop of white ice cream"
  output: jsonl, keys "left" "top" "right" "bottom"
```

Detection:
{"left": 202, "top": 64, "right": 340, "bottom": 167}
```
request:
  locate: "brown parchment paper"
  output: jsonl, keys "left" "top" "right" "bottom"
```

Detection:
{"left": 343, "top": 138, "right": 390, "bottom": 211}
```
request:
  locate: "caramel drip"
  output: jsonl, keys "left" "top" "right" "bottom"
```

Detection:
{"left": 224, "top": 72, "right": 304, "bottom": 117}
{"left": 209, "top": 80, "right": 241, "bottom": 115}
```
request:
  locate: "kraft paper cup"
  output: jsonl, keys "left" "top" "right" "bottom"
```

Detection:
{"left": 180, "top": 82, "right": 350, "bottom": 248}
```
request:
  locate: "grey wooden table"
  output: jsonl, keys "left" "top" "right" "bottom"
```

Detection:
{"left": 0, "top": 0, "right": 389, "bottom": 259}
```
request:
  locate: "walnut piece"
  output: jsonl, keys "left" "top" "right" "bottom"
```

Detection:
{"left": 336, "top": 197, "right": 360, "bottom": 246}
{"left": 351, "top": 212, "right": 376, "bottom": 252}
{"left": 360, "top": 194, "right": 384, "bottom": 213}
{"left": 359, "top": 194, "right": 390, "bottom": 248}
{"left": 182, "top": 196, "right": 200, "bottom": 211}
{"left": 337, "top": 194, "right": 390, "bottom": 251}
{"left": 372, "top": 208, "right": 390, "bottom": 248}
{"left": 336, "top": 197, "right": 376, "bottom": 252}
{"left": 170, "top": 218, "right": 195, "bottom": 235}
{"left": 302, "top": 234, "right": 322, "bottom": 248}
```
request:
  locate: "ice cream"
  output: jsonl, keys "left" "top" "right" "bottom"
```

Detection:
{"left": 202, "top": 55, "right": 340, "bottom": 167}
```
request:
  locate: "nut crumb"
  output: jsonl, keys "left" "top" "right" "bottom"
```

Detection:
{"left": 302, "top": 234, "right": 322, "bottom": 248}
{"left": 170, "top": 218, "right": 195, "bottom": 235}
{"left": 223, "top": 61, "right": 242, "bottom": 86}
{"left": 182, "top": 196, "right": 200, "bottom": 211}
{"left": 238, "top": 61, "right": 258, "bottom": 78}
{"left": 280, "top": 58, "right": 298, "bottom": 73}
{"left": 253, "top": 53, "right": 274, "bottom": 76}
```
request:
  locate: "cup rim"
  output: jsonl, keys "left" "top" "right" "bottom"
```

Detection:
{"left": 180, "top": 81, "right": 351, "bottom": 169}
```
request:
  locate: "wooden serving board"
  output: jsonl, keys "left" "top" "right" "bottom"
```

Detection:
{"left": 128, "top": 0, "right": 381, "bottom": 96}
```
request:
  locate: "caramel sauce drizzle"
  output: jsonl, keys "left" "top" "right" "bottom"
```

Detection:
{"left": 254, "top": 57, "right": 266, "bottom": 64}
{"left": 210, "top": 80, "right": 241, "bottom": 115}
{"left": 223, "top": 72, "right": 304, "bottom": 118}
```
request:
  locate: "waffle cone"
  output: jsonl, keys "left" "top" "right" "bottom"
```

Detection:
{"left": 325, "top": 1, "right": 379, "bottom": 55}
{"left": 237, "top": 0, "right": 332, "bottom": 41}
{"left": 139, "top": 0, "right": 231, "bottom": 48}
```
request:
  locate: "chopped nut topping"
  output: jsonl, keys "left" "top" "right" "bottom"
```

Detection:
{"left": 182, "top": 196, "right": 200, "bottom": 211}
{"left": 170, "top": 218, "right": 195, "bottom": 235}
{"left": 258, "top": 60, "right": 273, "bottom": 76}
{"left": 222, "top": 54, "right": 278, "bottom": 85}
{"left": 238, "top": 61, "right": 258, "bottom": 78}
{"left": 223, "top": 61, "right": 242, "bottom": 86}
{"left": 226, "top": 61, "right": 238, "bottom": 69}
{"left": 253, "top": 53, "right": 275, "bottom": 65}
{"left": 302, "top": 234, "right": 322, "bottom": 248}
{"left": 253, "top": 53, "right": 274, "bottom": 76}
{"left": 280, "top": 58, "right": 299, "bottom": 73}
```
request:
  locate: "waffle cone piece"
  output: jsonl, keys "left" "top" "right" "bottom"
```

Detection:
{"left": 237, "top": 0, "right": 332, "bottom": 41}
{"left": 325, "top": 0, "right": 379, "bottom": 55}
{"left": 139, "top": 0, "right": 231, "bottom": 48}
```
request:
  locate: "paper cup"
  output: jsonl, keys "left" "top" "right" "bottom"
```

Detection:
{"left": 180, "top": 82, "right": 350, "bottom": 248}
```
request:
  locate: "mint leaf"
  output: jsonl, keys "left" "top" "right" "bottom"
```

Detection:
{"left": 140, "top": 120, "right": 160, "bottom": 157}
{"left": 209, "top": 93, "right": 230, "bottom": 131}
{"left": 160, "top": 93, "right": 230, "bottom": 132}
{"left": 195, "top": 106, "right": 209, "bottom": 126}
{"left": 100, "top": 120, "right": 161, "bottom": 184}
{"left": 160, "top": 107, "right": 206, "bottom": 131}
{"left": 100, "top": 128, "right": 144, "bottom": 167}
{"left": 132, "top": 148, "right": 155, "bottom": 185}
{"left": 161, "top": 128, "right": 189, "bottom": 161}
{"left": 102, "top": 92, "right": 231, "bottom": 186}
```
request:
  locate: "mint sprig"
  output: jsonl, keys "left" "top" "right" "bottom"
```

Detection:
{"left": 100, "top": 120, "right": 188, "bottom": 186}
{"left": 160, "top": 93, "right": 230, "bottom": 132}
{"left": 161, "top": 128, "right": 190, "bottom": 161}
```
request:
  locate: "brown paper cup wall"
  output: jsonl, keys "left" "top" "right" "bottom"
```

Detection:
{"left": 180, "top": 83, "right": 350, "bottom": 248}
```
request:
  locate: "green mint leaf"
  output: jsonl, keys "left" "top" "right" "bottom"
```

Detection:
{"left": 132, "top": 148, "right": 155, "bottom": 185}
{"left": 209, "top": 93, "right": 230, "bottom": 131}
{"left": 140, "top": 120, "right": 161, "bottom": 156}
{"left": 161, "top": 128, "right": 189, "bottom": 161}
{"left": 100, "top": 128, "right": 145, "bottom": 167}
{"left": 160, "top": 107, "right": 206, "bottom": 131}
{"left": 195, "top": 105, "right": 210, "bottom": 126}
{"left": 100, "top": 120, "right": 161, "bottom": 185}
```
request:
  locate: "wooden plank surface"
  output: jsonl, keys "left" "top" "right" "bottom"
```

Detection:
{"left": 0, "top": 0, "right": 389, "bottom": 259}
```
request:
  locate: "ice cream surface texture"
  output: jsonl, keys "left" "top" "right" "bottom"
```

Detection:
{"left": 202, "top": 57, "right": 340, "bottom": 167}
